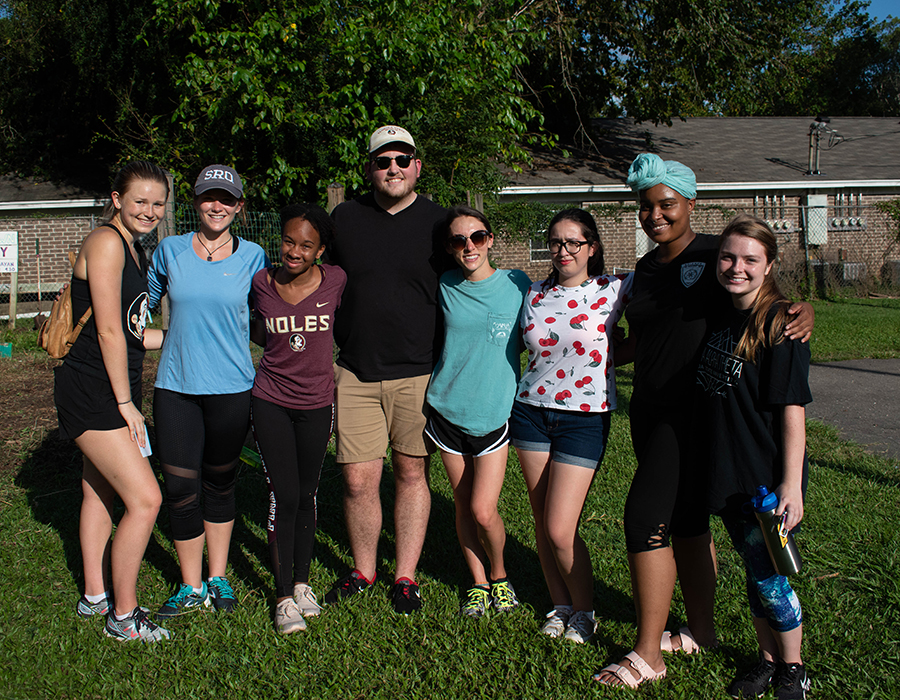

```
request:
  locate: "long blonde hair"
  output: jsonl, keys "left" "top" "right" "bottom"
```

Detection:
{"left": 720, "top": 214, "right": 791, "bottom": 361}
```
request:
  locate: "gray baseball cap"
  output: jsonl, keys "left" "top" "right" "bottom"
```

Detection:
{"left": 194, "top": 164, "right": 243, "bottom": 198}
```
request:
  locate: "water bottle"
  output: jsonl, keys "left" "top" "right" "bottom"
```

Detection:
{"left": 750, "top": 485, "right": 802, "bottom": 576}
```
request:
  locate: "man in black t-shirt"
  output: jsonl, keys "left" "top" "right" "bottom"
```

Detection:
{"left": 325, "top": 126, "right": 446, "bottom": 614}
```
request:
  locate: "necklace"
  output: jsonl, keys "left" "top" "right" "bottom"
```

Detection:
{"left": 197, "top": 233, "right": 232, "bottom": 261}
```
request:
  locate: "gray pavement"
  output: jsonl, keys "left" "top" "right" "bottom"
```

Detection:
{"left": 807, "top": 359, "right": 900, "bottom": 464}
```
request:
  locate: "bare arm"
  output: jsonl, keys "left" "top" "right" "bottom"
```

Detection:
{"left": 81, "top": 228, "right": 147, "bottom": 448}
{"left": 143, "top": 328, "right": 165, "bottom": 351}
{"left": 784, "top": 301, "right": 814, "bottom": 342}
{"left": 774, "top": 404, "right": 806, "bottom": 531}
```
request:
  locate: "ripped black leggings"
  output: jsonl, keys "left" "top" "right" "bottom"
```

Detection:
{"left": 623, "top": 397, "right": 710, "bottom": 553}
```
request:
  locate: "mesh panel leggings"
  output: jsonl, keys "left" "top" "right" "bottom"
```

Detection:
{"left": 251, "top": 397, "right": 333, "bottom": 598}
{"left": 154, "top": 388, "right": 251, "bottom": 541}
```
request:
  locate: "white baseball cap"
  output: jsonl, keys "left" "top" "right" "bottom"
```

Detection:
{"left": 368, "top": 125, "right": 416, "bottom": 154}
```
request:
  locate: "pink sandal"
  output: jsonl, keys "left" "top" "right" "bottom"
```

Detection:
{"left": 592, "top": 650, "right": 667, "bottom": 688}
{"left": 660, "top": 626, "right": 701, "bottom": 654}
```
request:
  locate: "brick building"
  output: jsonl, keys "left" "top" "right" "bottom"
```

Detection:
{"left": 489, "top": 117, "right": 900, "bottom": 295}
{"left": 2, "top": 117, "right": 899, "bottom": 317}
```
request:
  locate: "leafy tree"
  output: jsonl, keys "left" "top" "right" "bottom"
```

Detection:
{"left": 130, "top": 0, "right": 553, "bottom": 205}
{"left": 519, "top": 0, "right": 897, "bottom": 144}
{"left": 0, "top": 0, "right": 894, "bottom": 201}
{"left": 0, "top": 0, "right": 172, "bottom": 186}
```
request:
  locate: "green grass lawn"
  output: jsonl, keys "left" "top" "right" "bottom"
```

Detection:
{"left": 0, "top": 299, "right": 898, "bottom": 698}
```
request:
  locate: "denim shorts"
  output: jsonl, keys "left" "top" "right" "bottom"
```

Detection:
{"left": 509, "top": 400, "right": 611, "bottom": 470}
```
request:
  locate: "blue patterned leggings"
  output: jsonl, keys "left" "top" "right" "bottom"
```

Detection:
{"left": 721, "top": 514, "right": 803, "bottom": 632}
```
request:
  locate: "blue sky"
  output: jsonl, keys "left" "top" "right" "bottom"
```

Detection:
{"left": 866, "top": 0, "right": 896, "bottom": 22}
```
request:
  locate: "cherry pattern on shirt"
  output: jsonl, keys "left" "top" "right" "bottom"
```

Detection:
{"left": 517, "top": 273, "right": 633, "bottom": 413}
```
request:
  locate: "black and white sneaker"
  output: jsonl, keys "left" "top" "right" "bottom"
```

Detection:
{"left": 728, "top": 654, "right": 777, "bottom": 698}
{"left": 774, "top": 662, "right": 810, "bottom": 700}
{"left": 390, "top": 578, "right": 421, "bottom": 614}
{"left": 324, "top": 570, "right": 375, "bottom": 605}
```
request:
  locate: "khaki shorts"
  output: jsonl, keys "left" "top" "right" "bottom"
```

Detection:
{"left": 333, "top": 364, "right": 431, "bottom": 463}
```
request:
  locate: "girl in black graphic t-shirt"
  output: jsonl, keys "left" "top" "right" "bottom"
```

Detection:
{"left": 695, "top": 214, "right": 810, "bottom": 698}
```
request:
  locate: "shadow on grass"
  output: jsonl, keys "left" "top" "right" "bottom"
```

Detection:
{"left": 13, "top": 427, "right": 181, "bottom": 592}
{"left": 812, "top": 457, "right": 900, "bottom": 489}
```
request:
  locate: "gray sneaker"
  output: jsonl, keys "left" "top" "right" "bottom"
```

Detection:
{"left": 490, "top": 580, "right": 520, "bottom": 613}
{"left": 275, "top": 598, "right": 307, "bottom": 634}
{"left": 293, "top": 583, "right": 322, "bottom": 617}
{"left": 105, "top": 607, "right": 171, "bottom": 643}
{"left": 541, "top": 606, "right": 573, "bottom": 638}
{"left": 563, "top": 610, "right": 596, "bottom": 643}
{"left": 76, "top": 593, "right": 113, "bottom": 618}
{"left": 460, "top": 586, "right": 491, "bottom": 618}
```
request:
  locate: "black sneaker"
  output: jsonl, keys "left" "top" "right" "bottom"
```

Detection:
{"left": 728, "top": 654, "right": 777, "bottom": 698}
{"left": 774, "top": 662, "right": 810, "bottom": 700}
{"left": 390, "top": 578, "right": 421, "bottom": 614}
{"left": 324, "top": 570, "right": 375, "bottom": 605}
{"left": 207, "top": 576, "right": 237, "bottom": 613}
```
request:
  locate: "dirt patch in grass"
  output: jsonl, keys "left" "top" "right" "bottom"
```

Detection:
{"left": 0, "top": 352, "right": 160, "bottom": 475}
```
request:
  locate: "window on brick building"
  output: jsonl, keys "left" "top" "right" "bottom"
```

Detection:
{"left": 529, "top": 236, "right": 551, "bottom": 263}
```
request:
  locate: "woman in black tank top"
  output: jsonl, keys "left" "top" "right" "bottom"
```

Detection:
{"left": 54, "top": 161, "right": 171, "bottom": 642}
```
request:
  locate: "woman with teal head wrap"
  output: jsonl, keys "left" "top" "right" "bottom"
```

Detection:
{"left": 594, "top": 153, "right": 814, "bottom": 688}
{"left": 627, "top": 153, "right": 698, "bottom": 201}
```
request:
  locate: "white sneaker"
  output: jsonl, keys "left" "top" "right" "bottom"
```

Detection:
{"left": 541, "top": 606, "right": 573, "bottom": 638}
{"left": 563, "top": 610, "right": 595, "bottom": 643}
{"left": 275, "top": 598, "right": 307, "bottom": 634}
{"left": 293, "top": 583, "right": 322, "bottom": 617}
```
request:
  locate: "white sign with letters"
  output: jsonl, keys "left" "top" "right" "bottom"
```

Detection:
{"left": 0, "top": 231, "right": 18, "bottom": 273}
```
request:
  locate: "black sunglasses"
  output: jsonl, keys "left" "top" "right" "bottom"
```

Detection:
{"left": 447, "top": 230, "right": 491, "bottom": 251}
{"left": 371, "top": 155, "right": 416, "bottom": 170}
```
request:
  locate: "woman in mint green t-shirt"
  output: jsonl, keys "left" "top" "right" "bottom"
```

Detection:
{"left": 425, "top": 206, "right": 530, "bottom": 619}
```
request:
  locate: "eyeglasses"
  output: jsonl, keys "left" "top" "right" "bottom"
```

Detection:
{"left": 371, "top": 155, "right": 416, "bottom": 170}
{"left": 548, "top": 239, "right": 589, "bottom": 254}
{"left": 447, "top": 230, "right": 491, "bottom": 251}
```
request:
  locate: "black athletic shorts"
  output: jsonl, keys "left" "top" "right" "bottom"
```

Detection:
{"left": 425, "top": 409, "right": 509, "bottom": 458}
{"left": 54, "top": 363, "right": 142, "bottom": 441}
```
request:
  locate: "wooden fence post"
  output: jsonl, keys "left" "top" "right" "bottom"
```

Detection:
{"left": 158, "top": 172, "right": 177, "bottom": 329}
{"left": 327, "top": 184, "right": 345, "bottom": 213}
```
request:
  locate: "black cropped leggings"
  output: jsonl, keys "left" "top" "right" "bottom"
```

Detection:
{"left": 154, "top": 388, "right": 251, "bottom": 541}
{"left": 623, "top": 397, "right": 710, "bottom": 553}
{"left": 251, "top": 397, "right": 333, "bottom": 598}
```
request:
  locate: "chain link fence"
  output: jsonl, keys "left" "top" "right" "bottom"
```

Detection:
{"left": 139, "top": 203, "right": 283, "bottom": 262}
{"left": 3, "top": 200, "right": 899, "bottom": 321}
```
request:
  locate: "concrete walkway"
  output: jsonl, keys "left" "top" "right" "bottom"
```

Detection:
{"left": 807, "top": 358, "right": 900, "bottom": 464}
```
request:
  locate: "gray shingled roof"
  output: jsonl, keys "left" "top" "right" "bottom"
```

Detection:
{"left": 506, "top": 117, "right": 900, "bottom": 189}
{"left": 0, "top": 174, "right": 102, "bottom": 203}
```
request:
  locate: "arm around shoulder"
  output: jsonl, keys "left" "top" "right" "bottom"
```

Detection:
{"left": 784, "top": 301, "right": 814, "bottom": 342}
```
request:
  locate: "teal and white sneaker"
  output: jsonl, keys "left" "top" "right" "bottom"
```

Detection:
{"left": 208, "top": 577, "right": 237, "bottom": 613}
{"left": 156, "top": 582, "right": 210, "bottom": 619}
{"left": 77, "top": 593, "right": 113, "bottom": 618}
{"left": 105, "top": 607, "right": 171, "bottom": 642}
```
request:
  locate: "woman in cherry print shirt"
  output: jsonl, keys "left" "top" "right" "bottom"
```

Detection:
{"left": 510, "top": 208, "right": 632, "bottom": 644}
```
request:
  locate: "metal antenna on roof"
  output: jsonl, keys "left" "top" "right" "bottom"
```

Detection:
{"left": 806, "top": 116, "right": 844, "bottom": 176}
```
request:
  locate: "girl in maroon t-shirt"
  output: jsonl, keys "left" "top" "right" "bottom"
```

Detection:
{"left": 249, "top": 203, "right": 347, "bottom": 634}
